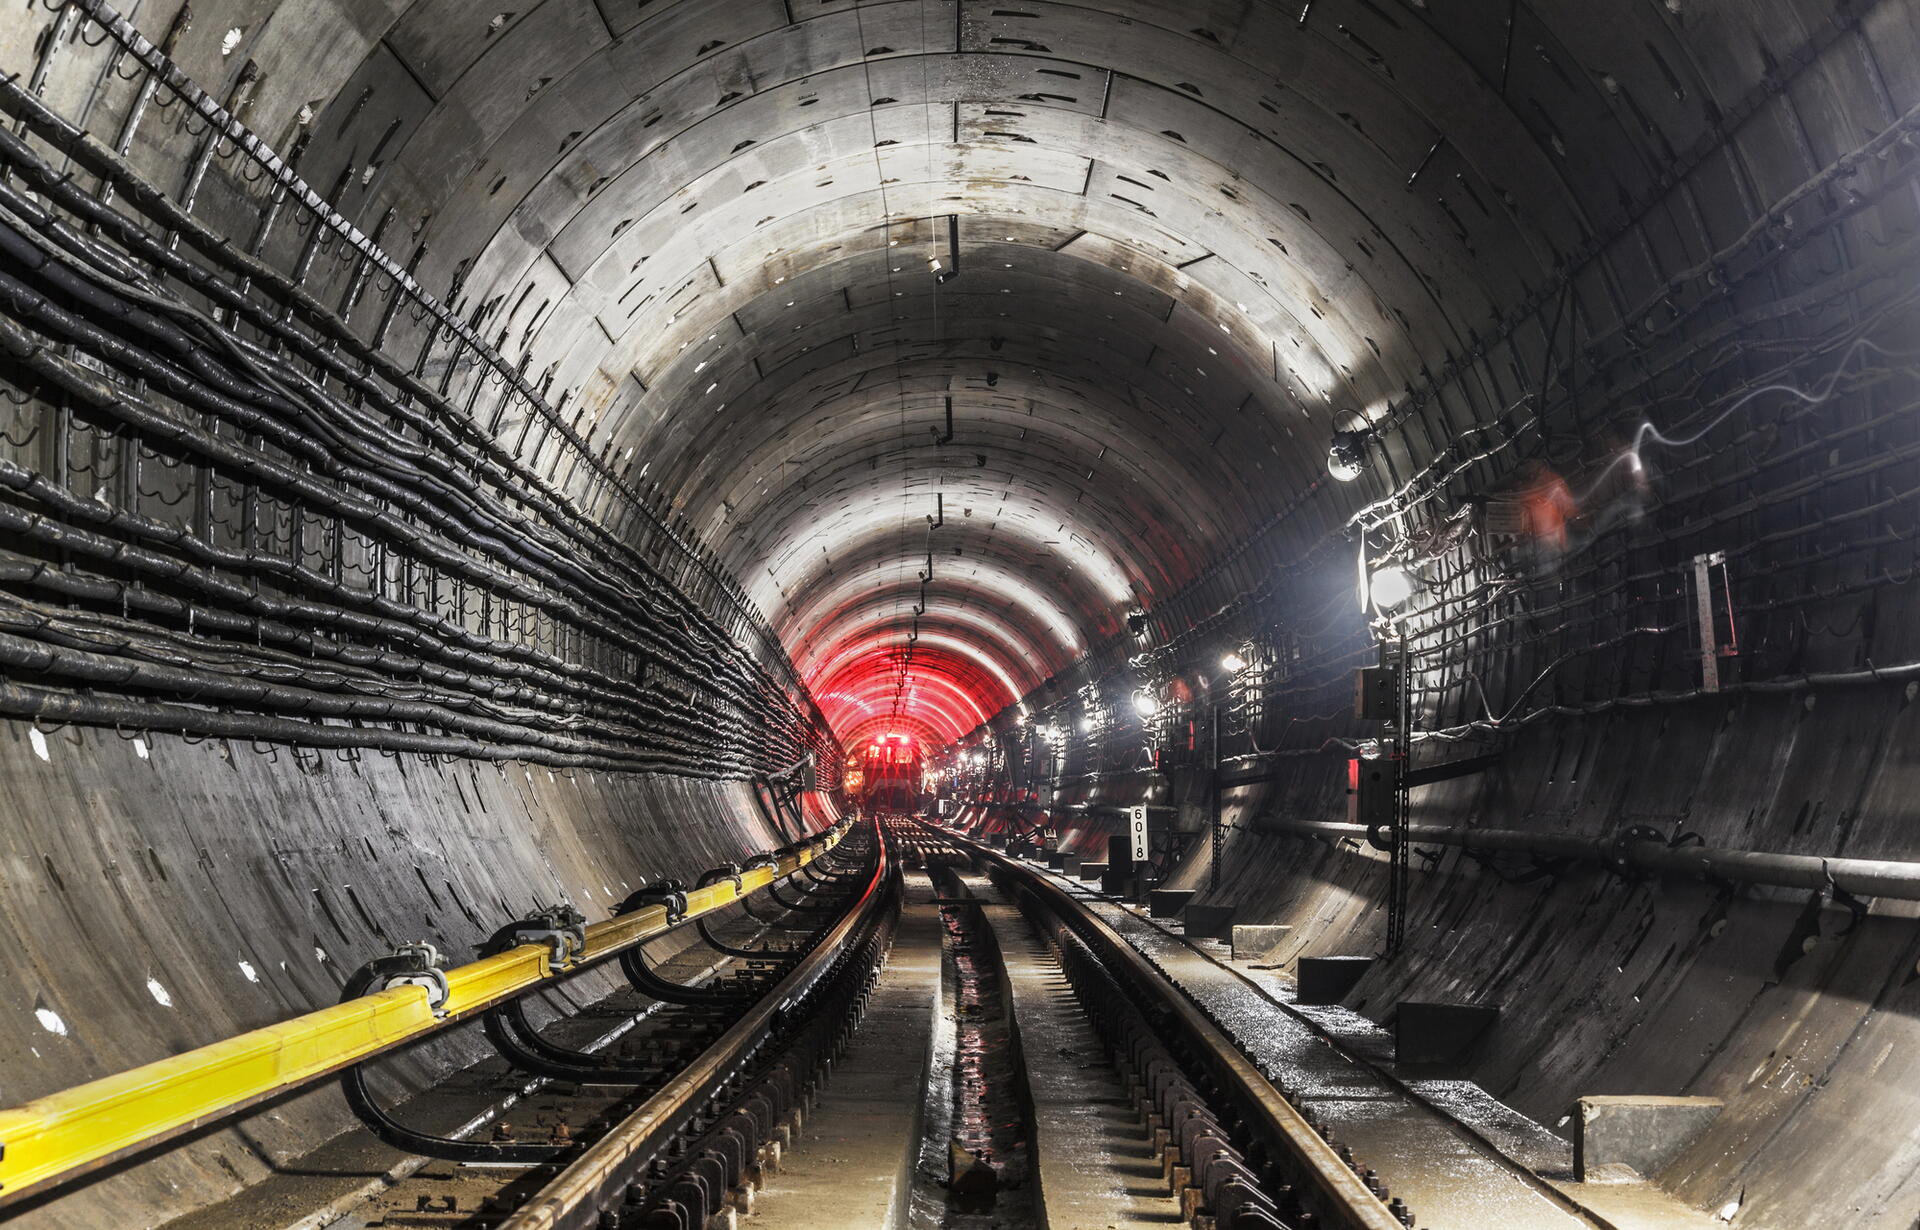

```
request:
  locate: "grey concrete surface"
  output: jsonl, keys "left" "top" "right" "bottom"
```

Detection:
{"left": 1575, "top": 1097, "right": 1726, "bottom": 1183}
{"left": 1063, "top": 886, "right": 1595, "bottom": 1230}
{"left": 2, "top": 1, "right": 1918, "bottom": 1227}
{"left": 1105, "top": 689, "right": 1920, "bottom": 1228}
{"left": 752, "top": 881, "right": 945, "bottom": 1230}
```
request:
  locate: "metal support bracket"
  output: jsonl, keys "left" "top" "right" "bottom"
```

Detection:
{"left": 1691, "top": 551, "right": 1739, "bottom": 692}
{"left": 693, "top": 865, "right": 779, "bottom": 958}
{"left": 619, "top": 880, "right": 689, "bottom": 926}
{"left": 1607, "top": 825, "right": 1667, "bottom": 876}
{"left": 486, "top": 904, "right": 587, "bottom": 969}
{"left": 361, "top": 941, "right": 451, "bottom": 1017}
{"left": 337, "top": 954, "right": 565, "bottom": 1163}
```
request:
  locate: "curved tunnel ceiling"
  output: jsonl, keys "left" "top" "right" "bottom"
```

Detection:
{"left": 248, "top": 0, "right": 1788, "bottom": 745}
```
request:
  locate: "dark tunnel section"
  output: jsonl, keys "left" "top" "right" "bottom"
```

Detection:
{"left": 1, "top": 0, "right": 1919, "bottom": 1226}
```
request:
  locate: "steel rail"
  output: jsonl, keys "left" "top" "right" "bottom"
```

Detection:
{"left": 941, "top": 826, "right": 1405, "bottom": 1230}
{"left": 496, "top": 822, "right": 894, "bottom": 1230}
{"left": 0, "top": 819, "right": 850, "bottom": 1207}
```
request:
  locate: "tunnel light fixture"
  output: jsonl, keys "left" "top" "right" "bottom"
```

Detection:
{"left": 1132, "top": 690, "right": 1160, "bottom": 719}
{"left": 1220, "top": 651, "right": 1248, "bottom": 673}
{"left": 1078, "top": 713, "right": 1096, "bottom": 734}
{"left": 1369, "top": 564, "right": 1417, "bottom": 611}
{"left": 1328, "top": 428, "right": 1372, "bottom": 482}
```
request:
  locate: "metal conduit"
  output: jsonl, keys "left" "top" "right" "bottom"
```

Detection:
{"left": 1263, "top": 819, "right": 1920, "bottom": 902}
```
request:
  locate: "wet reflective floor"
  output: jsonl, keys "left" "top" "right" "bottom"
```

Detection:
{"left": 175, "top": 838, "right": 1722, "bottom": 1230}
{"left": 749, "top": 865, "right": 1192, "bottom": 1230}
{"left": 973, "top": 888, "right": 1185, "bottom": 1230}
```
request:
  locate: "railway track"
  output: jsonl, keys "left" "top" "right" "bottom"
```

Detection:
{"left": 3, "top": 815, "right": 1712, "bottom": 1229}
{"left": 342, "top": 819, "right": 1408, "bottom": 1230}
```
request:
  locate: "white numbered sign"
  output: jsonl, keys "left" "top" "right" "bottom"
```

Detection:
{"left": 1128, "top": 805, "right": 1149, "bottom": 863}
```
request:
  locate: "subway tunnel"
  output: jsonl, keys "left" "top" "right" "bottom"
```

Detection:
{"left": 0, "top": 0, "right": 1917, "bottom": 1226}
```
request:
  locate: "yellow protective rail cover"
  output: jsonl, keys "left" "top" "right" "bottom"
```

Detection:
{"left": 0, "top": 820, "right": 848, "bottom": 1203}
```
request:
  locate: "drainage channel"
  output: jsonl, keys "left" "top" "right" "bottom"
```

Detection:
{"left": 946, "top": 868, "right": 1189, "bottom": 1230}
{"left": 743, "top": 827, "right": 1197, "bottom": 1230}
{"left": 933, "top": 862, "right": 1036, "bottom": 1229}
{"left": 431, "top": 819, "right": 1338, "bottom": 1230}
{"left": 748, "top": 837, "right": 945, "bottom": 1229}
{"left": 920, "top": 824, "right": 1412, "bottom": 1230}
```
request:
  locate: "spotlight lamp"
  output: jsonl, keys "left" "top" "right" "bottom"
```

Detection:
{"left": 1369, "top": 563, "right": 1417, "bottom": 612}
{"left": 1328, "top": 428, "right": 1372, "bottom": 482}
{"left": 1132, "top": 689, "right": 1161, "bottom": 719}
{"left": 1220, "top": 650, "right": 1248, "bottom": 673}
{"left": 1078, "top": 713, "right": 1097, "bottom": 734}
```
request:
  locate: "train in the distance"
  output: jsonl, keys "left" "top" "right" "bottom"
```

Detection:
{"left": 845, "top": 733, "right": 923, "bottom": 813}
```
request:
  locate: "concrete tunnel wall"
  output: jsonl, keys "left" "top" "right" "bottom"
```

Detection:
{"left": 972, "top": 613, "right": 1920, "bottom": 1227}
{"left": 0, "top": 722, "right": 810, "bottom": 1229}
{"left": 1, "top": 0, "right": 1919, "bottom": 1227}
{"left": 1117, "top": 686, "right": 1920, "bottom": 1228}
{"left": 940, "top": 674, "right": 1920, "bottom": 1226}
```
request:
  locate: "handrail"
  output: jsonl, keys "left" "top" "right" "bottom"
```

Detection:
{"left": 0, "top": 819, "right": 850, "bottom": 1207}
